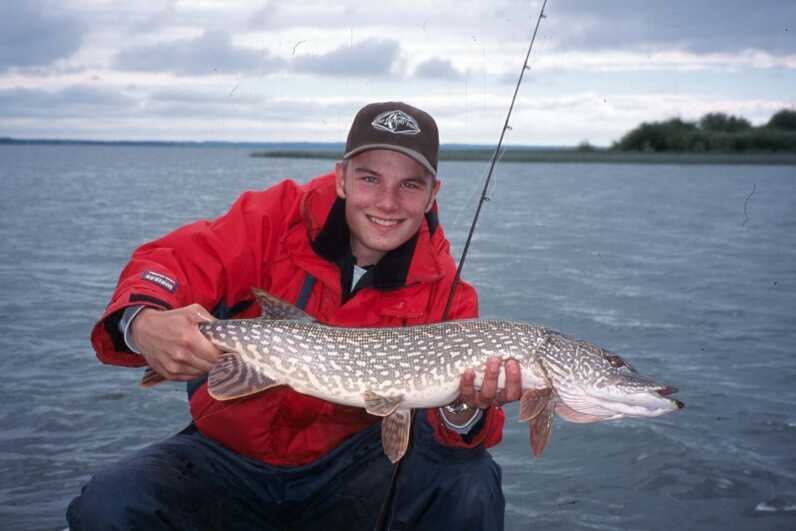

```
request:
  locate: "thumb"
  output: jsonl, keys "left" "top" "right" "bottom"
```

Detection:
{"left": 185, "top": 303, "right": 215, "bottom": 324}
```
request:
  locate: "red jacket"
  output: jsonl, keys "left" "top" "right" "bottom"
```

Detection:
{"left": 91, "top": 172, "right": 505, "bottom": 465}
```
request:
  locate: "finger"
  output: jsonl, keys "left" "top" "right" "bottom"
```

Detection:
{"left": 503, "top": 360, "right": 523, "bottom": 403}
{"left": 187, "top": 304, "right": 216, "bottom": 324}
{"left": 167, "top": 371, "right": 209, "bottom": 382}
{"left": 495, "top": 361, "right": 521, "bottom": 405}
{"left": 188, "top": 332, "right": 224, "bottom": 365}
{"left": 458, "top": 369, "right": 477, "bottom": 405}
{"left": 147, "top": 360, "right": 206, "bottom": 382}
{"left": 477, "top": 358, "right": 501, "bottom": 408}
{"left": 164, "top": 357, "right": 208, "bottom": 376}
{"left": 184, "top": 354, "right": 215, "bottom": 374}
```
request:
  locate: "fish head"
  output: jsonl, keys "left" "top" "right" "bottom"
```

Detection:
{"left": 540, "top": 335, "right": 684, "bottom": 422}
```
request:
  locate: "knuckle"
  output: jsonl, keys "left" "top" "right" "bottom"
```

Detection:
{"left": 177, "top": 331, "right": 195, "bottom": 347}
{"left": 163, "top": 361, "right": 181, "bottom": 375}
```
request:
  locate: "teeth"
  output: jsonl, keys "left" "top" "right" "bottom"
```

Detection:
{"left": 369, "top": 216, "right": 399, "bottom": 227}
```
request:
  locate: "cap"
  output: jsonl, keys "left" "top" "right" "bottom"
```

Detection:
{"left": 344, "top": 101, "right": 439, "bottom": 175}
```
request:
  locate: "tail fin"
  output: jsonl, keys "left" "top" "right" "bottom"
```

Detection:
{"left": 139, "top": 368, "right": 165, "bottom": 388}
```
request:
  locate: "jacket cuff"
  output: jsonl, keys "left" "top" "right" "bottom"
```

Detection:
{"left": 426, "top": 406, "right": 505, "bottom": 449}
{"left": 437, "top": 406, "right": 484, "bottom": 434}
{"left": 120, "top": 305, "right": 147, "bottom": 354}
{"left": 91, "top": 289, "right": 177, "bottom": 367}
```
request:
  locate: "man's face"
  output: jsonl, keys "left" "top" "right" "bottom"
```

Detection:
{"left": 335, "top": 149, "right": 440, "bottom": 266}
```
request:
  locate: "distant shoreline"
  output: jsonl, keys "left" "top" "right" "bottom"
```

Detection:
{"left": 0, "top": 137, "right": 344, "bottom": 150}
{"left": 253, "top": 149, "right": 796, "bottom": 166}
{"left": 3, "top": 138, "right": 794, "bottom": 165}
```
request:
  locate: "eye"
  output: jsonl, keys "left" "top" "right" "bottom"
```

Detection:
{"left": 401, "top": 180, "right": 422, "bottom": 190}
{"left": 606, "top": 355, "right": 625, "bottom": 368}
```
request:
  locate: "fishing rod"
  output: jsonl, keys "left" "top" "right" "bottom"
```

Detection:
{"left": 374, "top": 3, "right": 550, "bottom": 529}
{"left": 442, "top": 0, "right": 549, "bottom": 321}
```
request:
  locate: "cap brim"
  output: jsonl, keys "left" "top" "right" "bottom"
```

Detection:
{"left": 343, "top": 144, "right": 436, "bottom": 176}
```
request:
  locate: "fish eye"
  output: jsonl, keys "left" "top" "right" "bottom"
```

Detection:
{"left": 606, "top": 355, "right": 625, "bottom": 368}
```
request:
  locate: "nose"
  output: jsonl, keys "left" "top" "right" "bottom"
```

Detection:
{"left": 375, "top": 186, "right": 400, "bottom": 212}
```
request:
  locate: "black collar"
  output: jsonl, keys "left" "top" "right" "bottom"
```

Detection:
{"left": 311, "top": 197, "right": 438, "bottom": 299}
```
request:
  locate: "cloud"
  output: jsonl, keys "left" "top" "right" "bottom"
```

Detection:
{"left": 0, "top": 1, "right": 84, "bottom": 72}
{"left": 247, "top": 1, "right": 359, "bottom": 30}
{"left": 291, "top": 38, "right": 402, "bottom": 77}
{"left": 547, "top": 0, "right": 796, "bottom": 54}
{"left": 414, "top": 58, "right": 465, "bottom": 80}
{"left": 248, "top": 1, "right": 280, "bottom": 29}
{"left": 113, "top": 30, "right": 284, "bottom": 76}
{"left": 533, "top": 49, "right": 796, "bottom": 73}
{"left": 0, "top": 85, "right": 136, "bottom": 118}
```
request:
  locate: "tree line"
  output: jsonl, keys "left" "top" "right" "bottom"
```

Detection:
{"left": 612, "top": 109, "right": 796, "bottom": 152}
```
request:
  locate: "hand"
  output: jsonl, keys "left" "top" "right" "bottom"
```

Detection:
{"left": 131, "top": 304, "right": 222, "bottom": 382}
{"left": 457, "top": 357, "right": 523, "bottom": 409}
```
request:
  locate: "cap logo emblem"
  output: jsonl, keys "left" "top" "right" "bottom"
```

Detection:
{"left": 371, "top": 110, "right": 421, "bottom": 135}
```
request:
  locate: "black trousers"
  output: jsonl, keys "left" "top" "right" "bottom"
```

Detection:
{"left": 67, "top": 412, "right": 505, "bottom": 530}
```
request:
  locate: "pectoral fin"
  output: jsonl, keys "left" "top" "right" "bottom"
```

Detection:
{"left": 363, "top": 390, "right": 403, "bottom": 417}
{"left": 139, "top": 368, "right": 165, "bottom": 388}
{"left": 207, "top": 352, "right": 281, "bottom": 400}
{"left": 529, "top": 400, "right": 556, "bottom": 457}
{"left": 381, "top": 410, "right": 412, "bottom": 463}
{"left": 518, "top": 388, "right": 553, "bottom": 422}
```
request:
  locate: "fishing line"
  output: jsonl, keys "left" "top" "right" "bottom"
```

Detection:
{"left": 446, "top": 164, "right": 493, "bottom": 239}
{"left": 442, "top": 0, "right": 549, "bottom": 321}
{"left": 374, "top": 4, "right": 551, "bottom": 530}
{"left": 742, "top": 182, "right": 756, "bottom": 226}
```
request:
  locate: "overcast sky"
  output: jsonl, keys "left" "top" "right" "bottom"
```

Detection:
{"left": 1, "top": 0, "right": 794, "bottom": 146}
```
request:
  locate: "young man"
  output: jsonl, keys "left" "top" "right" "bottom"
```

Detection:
{"left": 67, "top": 102, "right": 522, "bottom": 530}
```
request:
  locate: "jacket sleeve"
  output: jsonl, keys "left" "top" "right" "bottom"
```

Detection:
{"left": 426, "top": 279, "right": 506, "bottom": 450}
{"left": 90, "top": 180, "right": 301, "bottom": 367}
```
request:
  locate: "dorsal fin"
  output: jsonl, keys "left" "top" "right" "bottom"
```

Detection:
{"left": 252, "top": 287, "right": 314, "bottom": 321}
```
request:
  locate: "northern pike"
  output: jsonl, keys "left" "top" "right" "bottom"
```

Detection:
{"left": 142, "top": 288, "right": 683, "bottom": 462}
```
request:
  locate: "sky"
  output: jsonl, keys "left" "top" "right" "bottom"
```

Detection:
{"left": 0, "top": 0, "right": 794, "bottom": 146}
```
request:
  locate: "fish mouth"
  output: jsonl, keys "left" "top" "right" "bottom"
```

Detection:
{"left": 571, "top": 382, "right": 685, "bottom": 418}
{"left": 656, "top": 386, "right": 685, "bottom": 409}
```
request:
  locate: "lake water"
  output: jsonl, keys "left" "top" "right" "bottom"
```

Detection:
{"left": 1, "top": 144, "right": 795, "bottom": 530}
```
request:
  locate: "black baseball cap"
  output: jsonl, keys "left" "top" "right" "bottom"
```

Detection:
{"left": 344, "top": 102, "right": 439, "bottom": 175}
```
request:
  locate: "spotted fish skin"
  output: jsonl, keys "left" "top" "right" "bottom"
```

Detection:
{"left": 203, "top": 318, "right": 551, "bottom": 407}
{"left": 187, "top": 289, "right": 683, "bottom": 462}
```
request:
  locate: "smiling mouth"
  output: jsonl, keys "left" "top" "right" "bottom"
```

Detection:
{"left": 367, "top": 215, "right": 401, "bottom": 227}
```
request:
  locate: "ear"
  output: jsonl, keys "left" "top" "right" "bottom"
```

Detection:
{"left": 425, "top": 178, "right": 441, "bottom": 213}
{"left": 335, "top": 161, "right": 346, "bottom": 199}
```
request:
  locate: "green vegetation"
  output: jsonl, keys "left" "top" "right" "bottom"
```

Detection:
{"left": 612, "top": 110, "right": 796, "bottom": 153}
{"left": 252, "top": 148, "right": 796, "bottom": 165}
{"left": 250, "top": 110, "right": 796, "bottom": 165}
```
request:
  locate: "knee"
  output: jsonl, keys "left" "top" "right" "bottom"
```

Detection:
{"left": 446, "top": 455, "right": 504, "bottom": 516}
{"left": 394, "top": 453, "right": 505, "bottom": 530}
{"left": 66, "top": 475, "right": 135, "bottom": 531}
{"left": 66, "top": 468, "right": 153, "bottom": 531}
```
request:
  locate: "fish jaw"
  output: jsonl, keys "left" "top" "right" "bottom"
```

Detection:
{"left": 588, "top": 374, "right": 684, "bottom": 419}
{"left": 590, "top": 392, "right": 683, "bottom": 419}
{"left": 555, "top": 380, "right": 684, "bottom": 421}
